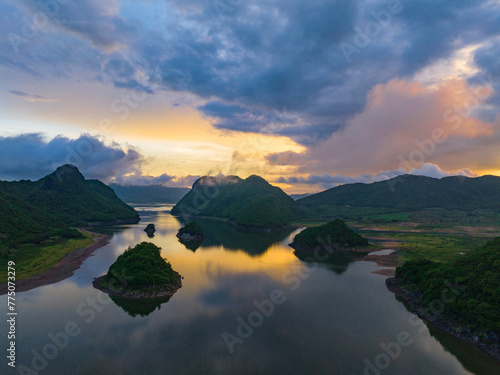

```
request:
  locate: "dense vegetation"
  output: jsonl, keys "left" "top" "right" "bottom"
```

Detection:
{"left": 298, "top": 175, "right": 500, "bottom": 210}
{"left": 178, "top": 221, "right": 204, "bottom": 237}
{"left": 171, "top": 175, "right": 302, "bottom": 229}
{"left": 290, "top": 219, "right": 369, "bottom": 249}
{"left": 395, "top": 238, "right": 500, "bottom": 335}
{"left": 110, "top": 184, "right": 189, "bottom": 203}
{"left": 0, "top": 164, "right": 138, "bottom": 254}
{"left": 104, "top": 242, "right": 177, "bottom": 288}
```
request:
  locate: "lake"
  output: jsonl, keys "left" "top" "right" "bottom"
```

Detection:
{"left": 2, "top": 205, "right": 499, "bottom": 375}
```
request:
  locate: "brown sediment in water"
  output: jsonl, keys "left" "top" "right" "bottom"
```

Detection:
{"left": 356, "top": 250, "right": 402, "bottom": 277}
{"left": 0, "top": 229, "right": 109, "bottom": 295}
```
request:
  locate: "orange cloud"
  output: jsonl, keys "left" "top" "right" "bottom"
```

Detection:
{"left": 268, "top": 78, "right": 497, "bottom": 176}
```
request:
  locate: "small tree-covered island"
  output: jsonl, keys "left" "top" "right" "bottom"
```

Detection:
{"left": 289, "top": 219, "right": 371, "bottom": 253}
{"left": 144, "top": 223, "right": 156, "bottom": 237}
{"left": 93, "top": 242, "right": 182, "bottom": 299}
{"left": 177, "top": 221, "right": 205, "bottom": 242}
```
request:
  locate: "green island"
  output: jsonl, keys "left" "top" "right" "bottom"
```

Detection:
{"left": 176, "top": 221, "right": 205, "bottom": 251}
{"left": 93, "top": 242, "right": 182, "bottom": 298}
{"left": 144, "top": 223, "right": 156, "bottom": 237}
{"left": 177, "top": 221, "right": 205, "bottom": 241}
{"left": 0, "top": 164, "right": 138, "bottom": 284}
{"left": 289, "top": 219, "right": 371, "bottom": 253}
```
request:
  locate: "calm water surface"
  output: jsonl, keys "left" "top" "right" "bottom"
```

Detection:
{"left": 2, "top": 205, "right": 499, "bottom": 375}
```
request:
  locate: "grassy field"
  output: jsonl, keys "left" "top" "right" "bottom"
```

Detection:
{"left": 1, "top": 230, "right": 96, "bottom": 282}
{"left": 299, "top": 205, "right": 500, "bottom": 228}
{"left": 362, "top": 230, "right": 493, "bottom": 262}
{"left": 293, "top": 209, "right": 499, "bottom": 264}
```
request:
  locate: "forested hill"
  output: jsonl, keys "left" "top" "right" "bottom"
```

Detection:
{"left": 171, "top": 175, "right": 302, "bottom": 229}
{"left": 0, "top": 164, "right": 138, "bottom": 249}
{"left": 298, "top": 174, "right": 500, "bottom": 210}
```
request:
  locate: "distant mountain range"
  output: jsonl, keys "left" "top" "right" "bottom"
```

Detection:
{"left": 171, "top": 175, "right": 302, "bottom": 229}
{"left": 0, "top": 164, "right": 138, "bottom": 249}
{"left": 298, "top": 174, "right": 500, "bottom": 210}
{"left": 3, "top": 168, "right": 499, "bottom": 247}
{"left": 110, "top": 184, "right": 190, "bottom": 204}
{"left": 171, "top": 173, "right": 500, "bottom": 228}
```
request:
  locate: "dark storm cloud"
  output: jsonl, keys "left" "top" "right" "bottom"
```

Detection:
{"left": 1, "top": 0, "right": 499, "bottom": 146}
{"left": 473, "top": 40, "right": 500, "bottom": 111}
{"left": 0, "top": 133, "right": 198, "bottom": 187}
{"left": 199, "top": 101, "right": 338, "bottom": 145}
{"left": 147, "top": 0, "right": 500, "bottom": 144}
{"left": 474, "top": 40, "right": 500, "bottom": 79}
{"left": 0, "top": 133, "right": 142, "bottom": 181}
{"left": 103, "top": 56, "right": 154, "bottom": 93}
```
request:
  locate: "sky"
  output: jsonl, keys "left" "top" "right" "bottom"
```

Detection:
{"left": 0, "top": 0, "right": 499, "bottom": 193}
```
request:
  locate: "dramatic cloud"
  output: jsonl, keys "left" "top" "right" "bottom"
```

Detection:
{"left": 112, "top": 172, "right": 200, "bottom": 188}
{"left": 1, "top": 0, "right": 500, "bottom": 189}
{"left": 473, "top": 39, "right": 500, "bottom": 116}
{"left": 268, "top": 78, "right": 496, "bottom": 175}
{"left": 277, "top": 163, "right": 477, "bottom": 189}
{"left": 0, "top": 133, "right": 200, "bottom": 187}
{"left": 2, "top": 0, "right": 499, "bottom": 146}
{"left": 0, "top": 133, "right": 142, "bottom": 181}
{"left": 111, "top": 172, "right": 175, "bottom": 186}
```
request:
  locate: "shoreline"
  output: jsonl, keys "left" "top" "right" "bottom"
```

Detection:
{"left": 386, "top": 277, "right": 500, "bottom": 361}
{"left": 289, "top": 242, "right": 376, "bottom": 254}
{"left": 357, "top": 250, "right": 402, "bottom": 277}
{"left": 93, "top": 272, "right": 183, "bottom": 299}
{"left": 0, "top": 229, "right": 110, "bottom": 295}
{"left": 356, "top": 248, "right": 499, "bottom": 361}
{"left": 170, "top": 213, "right": 295, "bottom": 233}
